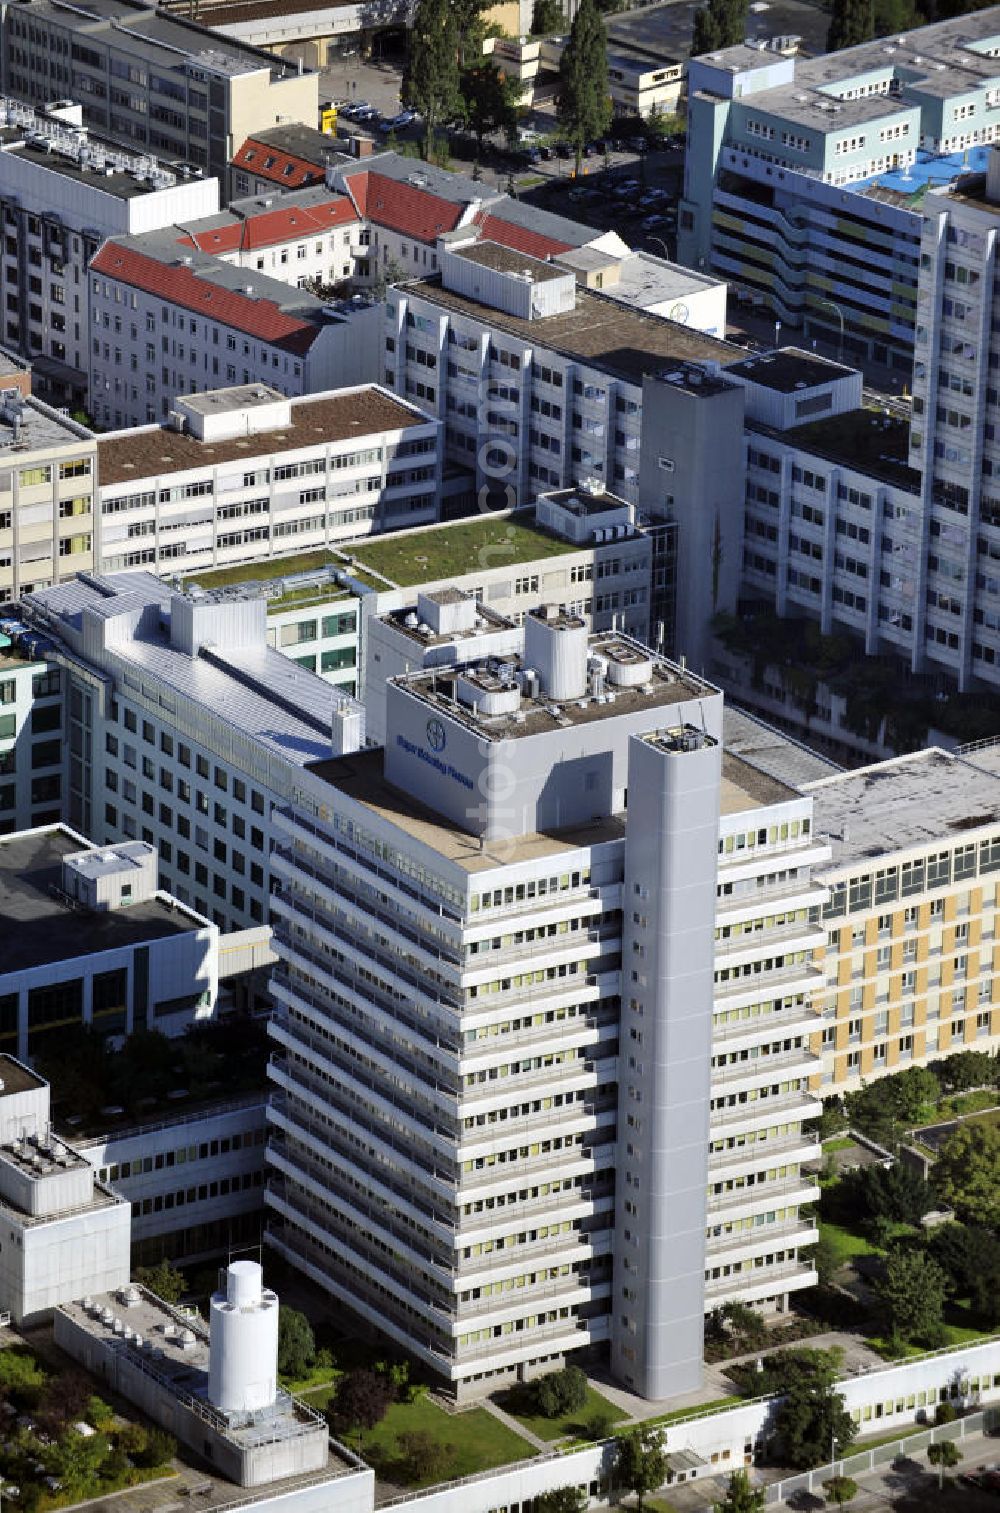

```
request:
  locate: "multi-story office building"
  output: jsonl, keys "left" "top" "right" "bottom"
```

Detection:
{"left": 0, "top": 637, "right": 64, "bottom": 833}
{"left": 805, "top": 746, "right": 1000, "bottom": 1092}
{"left": 0, "top": 0, "right": 319, "bottom": 186}
{"left": 21, "top": 570, "right": 364, "bottom": 932}
{"left": 0, "top": 96, "right": 218, "bottom": 406}
{"left": 78, "top": 1095, "right": 267, "bottom": 1268}
{"left": 679, "top": 14, "right": 1000, "bottom": 370}
{"left": 0, "top": 824, "right": 218, "bottom": 1061}
{"left": 88, "top": 234, "right": 382, "bottom": 429}
{"left": 175, "top": 185, "right": 361, "bottom": 291}
{"left": 0, "top": 393, "right": 97, "bottom": 599}
{"left": 94, "top": 382, "right": 441, "bottom": 576}
{"left": 264, "top": 612, "right": 827, "bottom": 1402}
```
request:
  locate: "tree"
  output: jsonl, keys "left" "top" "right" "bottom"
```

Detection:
{"left": 402, "top": 0, "right": 464, "bottom": 157}
{"left": 531, "top": 0, "right": 565, "bottom": 33}
{"left": 827, "top": 0, "right": 875, "bottom": 50}
{"left": 927, "top": 1438, "right": 960, "bottom": 1490}
{"left": 134, "top": 1259, "right": 184, "bottom": 1304}
{"left": 713, "top": 1469, "right": 764, "bottom": 1512}
{"left": 822, "top": 1476, "right": 859, "bottom": 1506}
{"left": 277, "top": 1307, "right": 316, "bottom": 1380}
{"left": 933, "top": 1049, "right": 998, "bottom": 1093}
{"left": 535, "top": 1489, "right": 588, "bottom": 1513}
{"left": 691, "top": 0, "right": 747, "bottom": 55}
{"left": 329, "top": 1370, "right": 395, "bottom": 1439}
{"left": 451, "top": 0, "right": 492, "bottom": 67}
{"left": 461, "top": 61, "right": 519, "bottom": 153}
{"left": 839, "top": 1160, "right": 935, "bottom": 1225}
{"left": 770, "top": 1353, "right": 857, "bottom": 1471}
{"left": 138, "top": 1428, "right": 177, "bottom": 1468}
{"left": 928, "top": 1223, "right": 1000, "bottom": 1324}
{"left": 615, "top": 1426, "right": 667, "bottom": 1513}
{"left": 805, "top": 1232, "right": 841, "bottom": 1288}
{"left": 395, "top": 1429, "right": 456, "bottom": 1483}
{"left": 876, "top": 1249, "right": 947, "bottom": 1348}
{"left": 556, "top": 0, "right": 612, "bottom": 176}
{"left": 933, "top": 1122, "right": 1000, "bottom": 1227}
{"left": 530, "top": 1365, "right": 589, "bottom": 1418}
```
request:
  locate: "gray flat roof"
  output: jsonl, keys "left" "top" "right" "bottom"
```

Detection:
{"left": 727, "top": 347, "right": 856, "bottom": 393}
{"left": 722, "top": 704, "right": 841, "bottom": 790}
{"left": 25, "top": 573, "right": 360, "bottom": 769}
{"left": 454, "top": 241, "right": 567, "bottom": 281}
{"left": 0, "top": 397, "right": 93, "bottom": 456}
{"left": 0, "top": 827, "right": 199, "bottom": 977}
{"left": 609, "top": 253, "right": 721, "bottom": 309}
{"left": 0, "top": 131, "right": 183, "bottom": 199}
{"left": 612, "top": 0, "right": 827, "bottom": 59}
{"left": 405, "top": 277, "right": 737, "bottom": 384}
{"left": 803, "top": 747, "right": 1000, "bottom": 871}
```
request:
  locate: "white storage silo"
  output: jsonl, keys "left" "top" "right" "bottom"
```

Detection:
{"left": 208, "top": 1261, "right": 279, "bottom": 1415}
{"left": 524, "top": 606, "right": 588, "bottom": 701}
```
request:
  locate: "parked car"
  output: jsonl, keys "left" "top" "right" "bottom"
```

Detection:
{"left": 555, "top": 141, "right": 572, "bottom": 159}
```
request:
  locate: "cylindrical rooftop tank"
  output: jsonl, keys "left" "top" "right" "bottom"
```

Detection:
{"left": 208, "top": 1261, "right": 279, "bottom": 1414}
{"left": 524, "top": 607, "right": 588, "bottom": 701}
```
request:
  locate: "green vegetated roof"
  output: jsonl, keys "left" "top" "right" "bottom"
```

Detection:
{"left": 345, "top": 515, "right": 578, "bottom": 588}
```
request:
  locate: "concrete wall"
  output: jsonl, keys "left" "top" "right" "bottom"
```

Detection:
{"left": 2, "top": 1193, "right": 130, "bottom": 1324}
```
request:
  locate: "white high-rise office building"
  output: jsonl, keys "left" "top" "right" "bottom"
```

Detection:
{"left": 265, "top": 610, "right": 828, "bottom": 1402}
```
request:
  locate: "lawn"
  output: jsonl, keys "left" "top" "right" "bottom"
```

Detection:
{"left": 937, "top": 1091, "right": 999, "bottom": 1119}
{"left": 502, "top": 1382, "right": 625, "bottom": 1441}
{"left": 820, "top": 1219, "right": 879, "bottom": 1267}
{"left": 184, "top": 548, "right": 340, "bottom": 590}
{"left": 646, "top": 1395, "right": 740, "bottom": 1427}
{"left": 304, "top": 1390, "right": 533, "bottom": 1485}
{"left": 822, "top": 1136, "right": 857, "bottom": 1153}
{"left": 348, "top": 515, "right": 577, "bottom": 587}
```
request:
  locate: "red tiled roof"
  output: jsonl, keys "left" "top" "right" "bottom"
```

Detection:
{"left": 91, "top": 242, "right": 321, "bottom": 356}
{"left": 233, "top": 138, "right": 325, "bottom": 189}
{"left": 474, "top": 212, "right": 573, "bottom": 260}
{"left": 342, "top": 171, "right": 464, "bottom": 242}
{"left": 178, "top": 197, "right": 358, "bottom": 256}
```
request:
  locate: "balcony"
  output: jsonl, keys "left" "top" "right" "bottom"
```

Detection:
{"left": 706, "top": 1218, "right": 818, "bottom": 1264}
{"left": 707, "top": 1175, "right": 819, "bottom": 1220}
{"left": 710, "top": 1089, "right": 822, "bottom": 1135}
{"left": 708, "top": 1130, "right": 819, "bottom": 1179}
{"left": 711, "top": 1048, "right": 822, "bottom": 1094}
{"left": 705, "top": 1259, "right": 818, "bottom": 1306}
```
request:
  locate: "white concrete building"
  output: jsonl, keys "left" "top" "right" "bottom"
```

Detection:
{"left": 0, "top": 394, "right": 97, "bottom": 600}
{"left": 0, "top": 96, "right": 219, "bottom": 407}
{"left": 0, "top": 825, "right": 218, "bottom": 1058}
{"left": 21, "top": 572, "right": 364, "bottom": 932}
{"left": 0, "top": 1053, "right": 130, "bottom": 1324}
{"left": 95, "top": 383, "right": 441, "bottom": 577}
{"left": 265, "top": 615, "right": 828, "bottom": 1402}
{"left": 0, "top": 635, "right": 63, "bottom": 833}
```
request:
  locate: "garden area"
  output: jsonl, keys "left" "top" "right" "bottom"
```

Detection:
{"left": 802, "top": 1053, "right": 1000, "bottom": 1360}
{"left": 0, "top": 1345, "right": 176, "bottom": 1512}
{"left": 496, "top": 1367, "right": 625, "bottom": 1443}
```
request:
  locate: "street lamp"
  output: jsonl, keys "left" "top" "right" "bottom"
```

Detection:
{"left": 814, "top": 297, "right": 846, "bottom": 363}
{"left": 647, "top": 236, "right": 670, "bottom": 260}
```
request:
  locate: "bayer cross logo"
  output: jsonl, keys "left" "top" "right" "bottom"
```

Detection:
{"left": 426, "top": 718, "right": 446, "bottom": 753}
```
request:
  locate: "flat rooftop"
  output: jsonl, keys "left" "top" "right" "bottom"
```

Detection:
{"left": 722, "top": 704, "right": 840, "bottom": 790}
{"left": 308, "top": 747, "right": 627, "bottom": 871}
{"left": 453, "top": 241, "right": 568, "bottom": 281}
{"left": 0, "top": 828, "right": 197, "bottom": 976}
{"left": 0, "top": 129, "right": 182, "bottom": 199}
{"left": 607, "top": 252, "right": 721, "bottom": 311}
{"left": 755, "top": 407, "right": 920, "bottom": 492}
{"left": 406, "top": 277, "right": 737, "bottom": 385}
{"left": 25, "top": 573, "right": 359, "bottom": 769}
{"left": 97, "top": 386, "right": 426, "bottom": 486}
{"left": 344, "top": 513, "right": 579, "bottom": 588}
{"left": 25, "top": 0, "right": 306, "bottom": 79}
{"left": 720, "top": 750, "right": 799, "bottom": 815}
{"left": 611, "top": 0, "right": 827, "bottom": 58}
{"left": 803, "top": 747, "right": 1000, "bottom": 872}
{"left": 0, "top": 397, "right": 92, "bottom": 456}
{"left": 727, "top": 347, "right": 856, "bottom": 393}
{"left": 0, "top": 1057, "right": 44, "bottom": 1097}
{"left": 1, "top": 1129, "right": 89, "bottom": 1177}
{"left": 60, "top": 1287, "right": 336, "bottom": 1460}
{"left": 396, "top": 634, "right": 717, "bottom": 743}
{"left": 383, "top": 600, "right": 516, "bottom": 649}
{"left": 544, "top": 486, "right": 630, "bottom": 518}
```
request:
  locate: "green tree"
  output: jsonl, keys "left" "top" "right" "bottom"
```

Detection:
{"left": 691, "top": 0, "right": 747, "bottom": 55}
{"left": 395, "top": 1429, "right": 456, "bottom": 1484}
{"left": 615, "top": 1426, "right": 667, "bottom": 1513}
{"left": 138, "top": 1428, "right": 177, "bottom": 1468}
{"left": 876, "top": 1248, "right": 947, "bottom": 1348}
{"left": 531, "top": 1365, "right": 589, "bottom": 1417}
{"left": 839, "top": 1160, "right": 935, "bottom": 1225}
{"left": 402, "top": 0, "right": 464, "bottom": 157}
{"left": 277, "top": 1307, "right": 316, "bottom": 1380}
{"left": 531, "top": 0, "right": 565, "bottom": 33}
{"left": 770, "top": 1353, "right": 856, "bottom": 1470}
{"left": 133, "top": 1259, "right": 184, "bottom": 1304}
{"left": 935, "top": 1049, "right": 999, "bottom": 1092}
{"left": 827, "top": 0, "right": 874, "bottom": 50}
{"left": 927, "top": 1222, "right": 1000, "bottom": 1324}
{"left": 451, "top": 0, "right": 492, "bottom": 66}
{"left": 933, "top": 1122, "right": 1000, "bottom": 1226}
{"left": 556, "top": 0, "right": 612, "bottom": 175}
{"left": 329, "top": 1369, "right": 395, "bottom": 1441}
{"left": 805, "top": 1232, "right": 841, "bottom": 1288}
{"left": 461, "top": 61, "right": 520, "bottom": 153}
{"left": 535, "top": 1489, "right": 588, "bottom": 1513}
{"left": 927, "top": 1438, "right": 960, "bottom": 1490}
{"left": 713, "top": 1468, "right": 764, "bottom": 1512}
{"left": 822, "top": 1476, "right": 859, "bottom": 1506}
{"left": 45, "top": 1429, "right": 111, "bottom": 1497}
